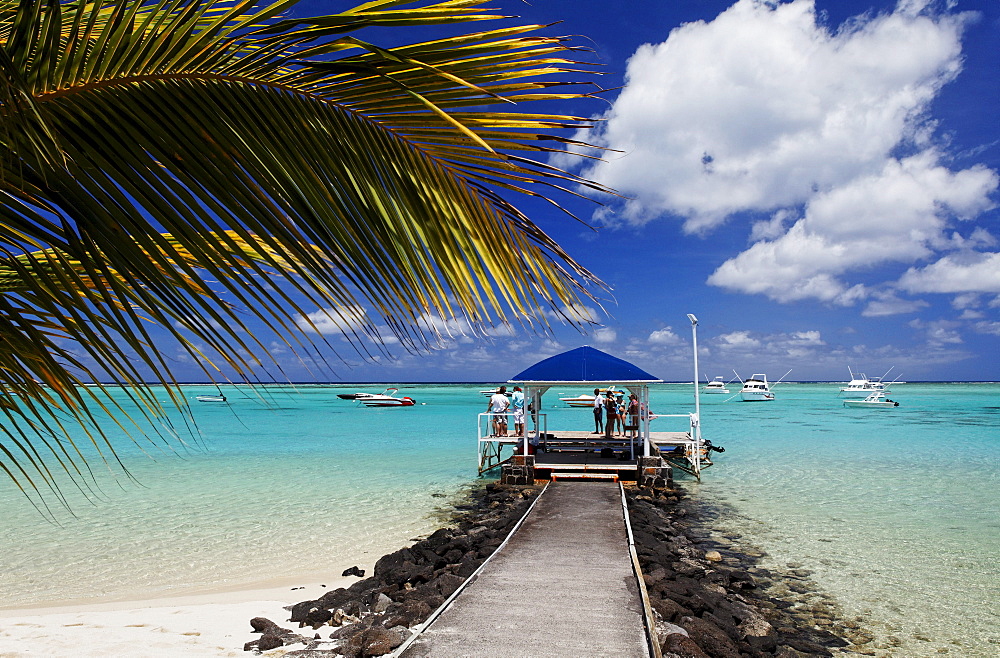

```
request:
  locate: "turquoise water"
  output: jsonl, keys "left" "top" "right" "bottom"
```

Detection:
{"left": 1, "top": 383, "right": 997, "bottom": 656}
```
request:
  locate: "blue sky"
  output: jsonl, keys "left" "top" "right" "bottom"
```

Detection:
{"left": 178, "top": 0, "right": 1000, "bottom": 383}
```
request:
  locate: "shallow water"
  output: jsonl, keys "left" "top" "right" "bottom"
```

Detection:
{"left": 686, "top": 382, "right": 1000, "bottom": 657}
{"left": 1, "top": 382, "right": 997, "bottom": 655}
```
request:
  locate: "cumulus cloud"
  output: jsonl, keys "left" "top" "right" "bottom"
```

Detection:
{"left": 862, "top": 290, "right": 929, "bottom": 317}
{"left": 593, "top": 327, "right": 617, "bottom": 343}
{"left": 574, "top": 0, "right": 976, "bottom": 227}
{"left": 717, "top": 330, "right": 761, "bottom": 349}
{"left": 973, "top": 321, "right": 1000, "bottom": 336}
{"left": 897, "top": 252, "right": 1000, "bottom": 293}
{"left": 564, "top": 0, "right": 998, "bottom": 306}
{"left": 648, "top": 327, "right": 682, "bottom": 345}
{"left": 544, "top": 303, "right": 602, "bottom": 324}
{"left": 910, "top": 318, "right": 963, "bottom": 345}
{"left": 707, "top": 147, "right": 997, "bottom": 303}
{"left": 298, "top": 305, "right": 369, "bottom": 334}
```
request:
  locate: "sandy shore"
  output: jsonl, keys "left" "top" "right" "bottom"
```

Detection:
{"left": 0, "top": 579, "right": 354, "bottom": 657}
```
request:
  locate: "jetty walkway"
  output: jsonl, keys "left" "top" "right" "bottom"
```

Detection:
{"left": 399, "top": 481, "right": 653, "bottom": 657}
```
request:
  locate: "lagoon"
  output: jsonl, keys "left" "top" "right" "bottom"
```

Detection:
{"left": 0, "top": 382, "right": 997, "bottom": 656}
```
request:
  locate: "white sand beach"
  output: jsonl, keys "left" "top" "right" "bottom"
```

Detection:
{"left": 0, "top": 580, "right": 353, "bottom": 657}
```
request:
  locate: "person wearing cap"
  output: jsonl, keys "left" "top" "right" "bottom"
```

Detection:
{"left": 510, "top": 386, "right": 525, "bottom": 437}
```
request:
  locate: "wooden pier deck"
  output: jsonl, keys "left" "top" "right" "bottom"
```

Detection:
{"left": 399, "top": 481, "right": 652, "bottom": 657}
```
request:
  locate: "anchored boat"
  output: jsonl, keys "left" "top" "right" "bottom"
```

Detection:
{"left": 359, "top": 388, "right": 416, "bottom": 407}
{"left": 559, "top": 386, "right": 618, "bottom": 408}
{"left": 844, "top": 392, "right": 899, "bottom": 408}
{"left": 337, "top": 392, "right": 376, "bottom": 400}
{"left": 734, "top": 368, "right": 791, "bottom": 402}
{"left": 840, "top": 367, "right": 895, "bottom": 398}
{"left": 703, "top": 376, "right": 730, "bottom": 394}
{"left": 195, "top": 386, "right": 227, "bottom": 403}
{"left": 739, "top": 374, "right": 774, "bottom": 401}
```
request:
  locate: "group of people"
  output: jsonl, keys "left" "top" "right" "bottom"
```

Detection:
{"left": 592, "top": 388, "right": 641, "bottom": 438}
{"left": 486, "top": 385, "right": 524, "bottom": 437}
{"left": 487, "top": 385, "right": 645, "bottom": 442}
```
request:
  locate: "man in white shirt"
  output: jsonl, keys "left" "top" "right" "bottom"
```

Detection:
{"left": 592, "top": 388, "right": 604, "bottom": 434}
{"left": 487, "top": 386, "right": 510, "bottom": 436}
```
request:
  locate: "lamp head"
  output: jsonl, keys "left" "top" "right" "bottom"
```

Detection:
{"left": 687, "top": 313, "right": 698, "bottom": 325}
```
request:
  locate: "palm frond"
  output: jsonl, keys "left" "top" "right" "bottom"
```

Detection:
{"left": 0, "top": 0, "right": 612, "bottom": 506}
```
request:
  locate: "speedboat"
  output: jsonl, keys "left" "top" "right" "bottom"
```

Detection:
{"left": 359, "top": 388, "right": 416, "bottom": 407}
{"left": 337, "top": 392, "right": 376, "bottom": 400}
{"left": 195, "top": 386, "right": 227, "bottom": 403}
{"left": 840, "top": 367, "right": 893, "bottom": 397}
{"left": 559, "top": 386, "right": 617, "bottom": 407}
{"left": 703, "top": 376, "right": 730, "bottom": 394}
{"left": 844, "top": 392, "right": 899, "bottom": 408}
{"left": 559, "top": 393, "right": 596, "bottom": 407}
{"left": 479, "top": 387, "right": 511, "bottom": 397}
{"left": 739, "top": 374, "right": 774, "bottom": 401}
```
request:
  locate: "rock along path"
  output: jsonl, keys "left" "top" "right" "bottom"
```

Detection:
{"left": 401, "top": 481, "right": 651, "bottom": 657}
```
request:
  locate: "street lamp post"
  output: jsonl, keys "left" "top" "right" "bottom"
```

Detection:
{"left": 687, "top": 314, "right": 701, "bottom": 428}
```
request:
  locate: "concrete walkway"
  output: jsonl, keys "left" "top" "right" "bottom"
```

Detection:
{"left": 401, "top": 481, "right": 651, "bottom": 657}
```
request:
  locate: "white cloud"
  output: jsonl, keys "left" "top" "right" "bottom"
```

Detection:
{"left": 897, "top": 252, "right": 1000, "bottom": 293}
{"left": 563, "top": 0, "right": 998, "bottom": 307}
{"left": 910, "top": 318, "right": 962, "bottom": 345}
{"left": 973, "top": 321, "right": 1000, "bottom": 336}
{"left": 298, "top": 305, "right": 369, "bottom": 334}
{"left": 572, "top": 0, "right": 976, "bottom": 230}
{"left": 593, "top": 327, "right": 617, "bottom": 343}
{"left": 545, "top": 303, "right": 602, "bottom": 324}
{"left": 951, "top": 293, "right": 981, "bottom": 310}
{"left": 708, "top": 152, "right": 998, "bottom": 302}
{"left": 862, "top": 291, "right": 929, "bottom": 317}
{"left": 717, "top": 330, "right": 761, "bottom": 349}
{"left": 648, "top": 327, "right": 681, "bottom": 345}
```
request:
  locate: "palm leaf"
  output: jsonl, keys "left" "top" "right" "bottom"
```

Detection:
{"left": 0, "top": 0, "right": 612, "bottom": 508}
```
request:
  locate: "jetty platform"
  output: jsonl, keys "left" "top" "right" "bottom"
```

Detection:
{"left": 399, "top": 481, "right": 654, "bottom": 657}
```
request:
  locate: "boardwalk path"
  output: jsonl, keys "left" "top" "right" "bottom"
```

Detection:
{"left": 401, "top": 481, "right": 651, "bottom": 657}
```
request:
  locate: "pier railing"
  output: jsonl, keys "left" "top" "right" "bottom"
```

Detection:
{"left": 646, "top": 412, "right": 710, "bottom": 478}
{"left": 477, "top": 412, "right": 547, "bottom": 475}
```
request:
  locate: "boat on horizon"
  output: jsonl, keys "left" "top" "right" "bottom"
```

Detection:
{"left": 703, "top": 376, "right": 730, "bottom": 394}
{"left": 559, "top": 385, "right": 619, "bottom": 407}
{"left": 479, "top": 387, "right": 511, "bottom": 397}
{"left": 843, "top": 391, "right": 899, "bottom": 408}
{"left": 195, "top": 385, "right": 227, "bottom": 403}
{"left": 359, "top": 388, "right": 416, "bottom": 407}
{"left": 840, "top": 367, "right": 896, "bottom": 398}
{"left": 739, "top": 374, "right": 774, "bottom": 401}
{"left": 735, "top": 369, "right": 791, "bottom": 402}
{"left": 337, "top": 391, "right": 377, "bottom": 400}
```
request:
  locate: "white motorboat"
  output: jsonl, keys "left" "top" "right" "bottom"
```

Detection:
{"left": 844, "top": 392, "right": 899, "bottom": 408}
{"left": 840, "top": 367, "right": 894, "bottom": 397}
{"left": 739, "top": 374, "right": 774, "bottom": 401}
{"left": 479, "top": 387, "right": 511, "bottom": 397}
{"left": 559, "top": 386, "right": 617, "bottom": 407}
{"left": 703, "top": 376, "right": 729, "bottom": 394}
{"left": 337, "top": 391, "right": 376, "bottom": 400}
{"left": 195, "top": 386, "right": 227, "bottom": 403}
{"left": 359, "top": 388, "right": 415, "bottom": 407}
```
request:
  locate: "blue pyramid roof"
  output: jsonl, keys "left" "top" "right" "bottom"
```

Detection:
{"left": 509, "top": 346, "right": 661, "bottom": 384}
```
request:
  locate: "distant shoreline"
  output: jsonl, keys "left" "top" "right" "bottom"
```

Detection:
{"left": 77, "top": 380, "right": 1000, "bottom": 385}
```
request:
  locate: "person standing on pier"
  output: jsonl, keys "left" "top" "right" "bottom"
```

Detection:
{"left": 604, "top": 393, "right": 618, "bottom": 439}
{"left": 592, "top": 388, "right": 605, "bottom": 434}
{"left": 511, "top": 386, "right": 525, "bottom": 438}
{"left": 487, "top": 386, "right": 510, "bottom": 436}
